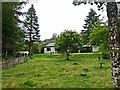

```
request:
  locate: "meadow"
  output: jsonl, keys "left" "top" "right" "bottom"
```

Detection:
{"left": 2, "top": 53, "right": 113, "bottom": 88}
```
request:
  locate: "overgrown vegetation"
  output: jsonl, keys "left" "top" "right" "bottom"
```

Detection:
{"left": 2, "top": 53, "right": 112, "bottom": 88}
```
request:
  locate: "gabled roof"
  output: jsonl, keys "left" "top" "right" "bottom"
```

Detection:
{"left": 45, "top": 42, "right": 55, "bottom": 47}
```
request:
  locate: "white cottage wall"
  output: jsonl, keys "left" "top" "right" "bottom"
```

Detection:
{"left": 44, "top": 47, "right": 56, "bottom": 54}
{"left": 51, "top": 47, "right": 56, "bottom": 53}
{"left": 92, "top": 46, "right": 99, "bottom": 52}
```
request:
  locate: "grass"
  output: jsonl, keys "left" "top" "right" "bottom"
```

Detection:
{"left": 2, "top": 53, "right": 113, "bottom": 88}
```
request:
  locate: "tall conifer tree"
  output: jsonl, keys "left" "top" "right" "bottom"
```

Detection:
{"left": 24, "top": 4, "right": 40, "bottom": 58}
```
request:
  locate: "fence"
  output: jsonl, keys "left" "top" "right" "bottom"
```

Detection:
{"left": 2, "top": 56, "right": 28, "bottom": 69}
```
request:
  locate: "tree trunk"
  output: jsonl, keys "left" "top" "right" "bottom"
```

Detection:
{"left": 29, "top": 10, "right": 33, "bottom": 59}
{"left": 107, "top": 2, "right": 120, "bottom": 88}
{"left": 28, "top": 41, "right": 31, "bottom": 58}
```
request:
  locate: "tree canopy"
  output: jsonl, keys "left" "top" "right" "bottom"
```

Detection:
{"left": 89, "top": 20, "right": 109, "bottom": 57}
{"left": 82, "top": 8, "right": 100, "bottom": 44}
{"left": 55, "top": 30, "right": 81, "bottom": 53}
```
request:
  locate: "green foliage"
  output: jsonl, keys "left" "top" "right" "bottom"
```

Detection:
{"left": 55, "top": 30, "right": 81, "bottom": 53}
{"left": 2, "top": 2, "right": 26, "bottom": 57}
{"left": 2, "top": 53, "right": 112, "bottom": 88}
{"left": 89, "top": 20, "right": 109, "bottom": 58}
{"left": 82, "top": 8, "right": 100, "bottom": 44}
{"left": 32, "top": 42, "right": 40, "bottom": 54}
{"left": 83, "top": 8, "right": 100, "bottom": 30}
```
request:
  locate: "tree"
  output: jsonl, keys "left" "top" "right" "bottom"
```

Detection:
{"left": 82, "top": 8, "right": 100, "bottom": 44}
{"left": 2, "top": 2, "right": 26, "bottom": 58}
{"left": 23, "top": 4, "right": 40, "bottom": 58}
{"left": 73, "top": 0, "right": 120, "bottom": 88}
{"left": 52, "top": 33, "right": 57, "bottom": 39}
{"left": 55, "top": 30, "right": 81, "bottom": 58}
{"left": 89, "top": 20, "right": 109, "bottom": 58}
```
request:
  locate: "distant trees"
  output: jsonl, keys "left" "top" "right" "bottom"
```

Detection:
{"left": 55, "top": 30, "right": 81, "bottom": 53}
{"left": 82, "top": 8, "right": 100, "bottom": 45}
{"left": 52, "top": 33, "right": 57, "bottom": 39}
{"left": 23, "top": 4, "right": 40, "bottom": 58}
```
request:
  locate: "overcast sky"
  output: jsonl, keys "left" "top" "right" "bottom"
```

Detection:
{"left": 21, "top": 0, "right": 108, "bottom": 41}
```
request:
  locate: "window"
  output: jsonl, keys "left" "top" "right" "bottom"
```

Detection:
{"left": 47, "top": 48, "right": 51, "bottom": 51}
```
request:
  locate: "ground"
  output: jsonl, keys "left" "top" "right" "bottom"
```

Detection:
{"left": 2, "top": 53, "right": 113, "bottom": 88}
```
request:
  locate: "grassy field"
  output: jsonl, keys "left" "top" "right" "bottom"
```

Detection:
{"left": 2, "top": 53, "right": 113, "bottom": 88}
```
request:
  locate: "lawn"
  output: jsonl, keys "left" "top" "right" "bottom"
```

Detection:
{"left": 2, "top": 53, "right": 113, "bottom": 88}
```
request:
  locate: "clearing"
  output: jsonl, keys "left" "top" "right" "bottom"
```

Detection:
{"left": 2, "top": 53, "right": 113, "bottom": 88}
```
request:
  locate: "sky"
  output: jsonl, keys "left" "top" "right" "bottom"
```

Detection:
{"left": 21, "top": 0, "right": 108, "bottom": 41}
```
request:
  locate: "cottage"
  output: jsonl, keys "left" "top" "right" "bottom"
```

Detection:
{"left": 44, "top": 42, "right": 56, "bottom": 54}
{"left": 80, "top": 45, "right": 92, "bottom": 53}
